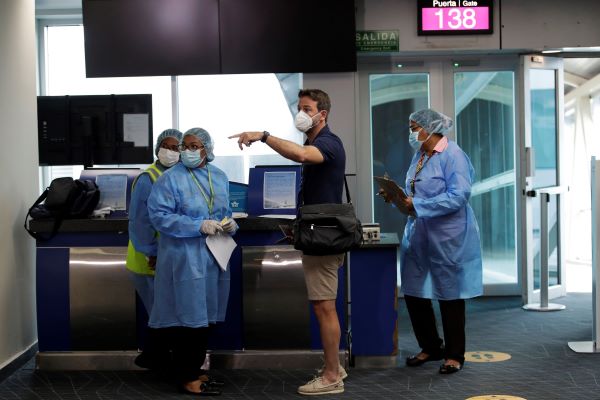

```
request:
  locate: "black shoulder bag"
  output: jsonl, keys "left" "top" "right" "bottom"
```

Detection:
{"left": 293, "top": 176, "right": 363, "bottom": 256}
{"left": 24, "top": 177, "right": 100, "bottom": 240}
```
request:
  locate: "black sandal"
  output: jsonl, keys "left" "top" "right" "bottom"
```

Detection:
{"left": 439, "top": 362, "right": 463, "bottom": 374}
{"left": 179, "top": 382, "right": 222, "bottom": 396}
{"left": 199, "top": 374, "right": 225, "bottom": 387}
{"left": 405, "top": 350, "right": 444, "bottom": 367}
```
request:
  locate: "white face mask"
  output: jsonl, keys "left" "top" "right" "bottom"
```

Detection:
{"left": 294, "top": 110, "right": 321, "bottom": 133}
{"left": 157, "top": 147, "right": 180, "bottom": 167}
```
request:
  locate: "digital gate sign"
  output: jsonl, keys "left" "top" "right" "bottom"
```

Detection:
{"left": 417, "top": 0, "right": 493, "bottom": 36}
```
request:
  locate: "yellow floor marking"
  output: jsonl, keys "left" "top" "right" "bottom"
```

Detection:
{"left": 464, "top": 351, "right": 511, "bottom": 363}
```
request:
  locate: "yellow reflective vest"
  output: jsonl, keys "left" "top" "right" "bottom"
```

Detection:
{"left": 126, "top": 163, "right": 163, "bottom": 276}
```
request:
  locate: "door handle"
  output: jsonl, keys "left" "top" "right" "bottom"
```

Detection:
{"left": 525, "top": 147, "right": 535, "bottom": 178}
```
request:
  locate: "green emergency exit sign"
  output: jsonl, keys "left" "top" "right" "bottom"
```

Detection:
{"left": 356, "top": 30, "right": 399, "bottom": 52}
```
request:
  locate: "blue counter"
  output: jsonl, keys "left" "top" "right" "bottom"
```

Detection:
{"left": 31, "top": 217, "right": 399, "bottom": 360}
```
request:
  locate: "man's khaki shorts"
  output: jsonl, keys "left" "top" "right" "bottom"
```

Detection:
{"left": 302, "top": 253, "right": 346, "bottom": 301}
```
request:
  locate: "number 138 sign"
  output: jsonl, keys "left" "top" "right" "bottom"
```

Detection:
{"left": 417, "top": 0, "right": 493, "bottom": 35}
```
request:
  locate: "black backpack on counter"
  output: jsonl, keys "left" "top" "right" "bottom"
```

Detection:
{"left": 24, "top": 177, "right": 100, "bottom": 240}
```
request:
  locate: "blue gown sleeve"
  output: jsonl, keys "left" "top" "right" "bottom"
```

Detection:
{"left": 128, "top": 174, "right": 158, "bottom": 256}
{"left": 147, "top": 173, "right": 207, "bottom": 238}
{"left": 412, "top": 150, "right": 473, "bottom": 218}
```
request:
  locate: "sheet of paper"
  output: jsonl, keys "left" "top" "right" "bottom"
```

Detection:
{"left": 123, "top": 113, "right": 149, "bottom": 147}
{"left": 263, "top": 171, "right": 297, "bottom": 209}
{"left": 206, "top": 233, "right": 237, "bottom": 272}
{"left": 96, "top": 174, "right": 128, "bottom": 210}
{"left": 373, "top": 175, "right": 410, "bottom": 214}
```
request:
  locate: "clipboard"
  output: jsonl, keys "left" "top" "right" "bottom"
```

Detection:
{"left": 373, "top": 176, "right": 410, "bottom": 214}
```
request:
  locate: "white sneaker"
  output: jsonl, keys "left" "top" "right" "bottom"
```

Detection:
{"left": 298, "top": 376, "right": 344, "bottom": 396}
{"left": 317, "top": 363, "right": 348, "bottom": 380}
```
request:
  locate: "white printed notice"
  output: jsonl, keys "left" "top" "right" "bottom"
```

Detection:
{"left": 123, "top": 113, "right": 149, "bottom": 147}
{"left": 263, "top": 171, "right": 296, "bottom": 209}
{"left": 96, "top": 174, "right": 128, "bottom": 210}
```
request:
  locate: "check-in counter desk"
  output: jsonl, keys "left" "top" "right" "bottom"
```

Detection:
{"left": 30, "top": 217, "right": 399, "bottom": 369}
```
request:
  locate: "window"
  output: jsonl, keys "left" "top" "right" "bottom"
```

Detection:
{"left": 177, "top": 74, "right": 302, "bottom": 183}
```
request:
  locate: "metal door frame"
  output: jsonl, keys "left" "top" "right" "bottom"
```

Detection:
{"left": 519, "top": 55, "right": 567, "bottom": 305}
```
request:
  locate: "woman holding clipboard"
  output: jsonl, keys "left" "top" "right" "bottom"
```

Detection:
{"left": 377, "top": 109, "right": 482, "bottom": 375}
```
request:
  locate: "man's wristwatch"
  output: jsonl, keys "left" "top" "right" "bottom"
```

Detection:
{"left": 261, "top": 131, "right": 270, "bottom": 143}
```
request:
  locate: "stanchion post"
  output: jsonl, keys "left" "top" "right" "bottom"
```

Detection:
{"left": 569, "top": 157, "right": 600, "bottom": 352}
{"left": 523, "top": 189, "right": 566, "bottom": 312}
{"left": 540, "top": 192, "right": 549, "bottom": 308}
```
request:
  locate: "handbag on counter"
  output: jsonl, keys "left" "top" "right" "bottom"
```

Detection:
{"left": 293, "top": 176, "right": 363, "bottom": 256}
{"left": 24, "top": 177, "right": 100, "bottom": 240}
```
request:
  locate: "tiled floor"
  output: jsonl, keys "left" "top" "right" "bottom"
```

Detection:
{"left": 1, "top": 294, "right": 600, "bottom": 399}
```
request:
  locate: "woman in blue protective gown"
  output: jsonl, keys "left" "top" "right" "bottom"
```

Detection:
{"left": 127, "top": 128, "right": 182, "bottom": 370}
{"left": 378, "top": 109, "right": 482, "bottom": 375}
{"left": 147, "top": 127, "right": 238, "bottom": 395}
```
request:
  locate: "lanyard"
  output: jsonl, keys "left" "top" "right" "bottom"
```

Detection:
{"left": 187, "top": 166, "right": 214, "bottom": 214}
{"left": 410, "top": 151, "right": 436, "bottom": 195}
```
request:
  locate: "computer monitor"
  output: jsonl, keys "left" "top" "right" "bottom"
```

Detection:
{"left": 79, "top": 168, "right": 142, "bottom": 217}
{"left": 247, "top": 165, "right": 302, "bottom": 216}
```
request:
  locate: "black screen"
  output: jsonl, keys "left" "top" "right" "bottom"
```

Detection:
{"left": 38, "top": 96, "right": 70, "bottom": 166}
{"left": 82, "top": 0, "right": 356, "bottom": 77}
{"left": 83, "top": 0, "right": 220, "bottom": 77}
{"left": 219, "top": 0, "right": 357, "bottom": 74}
{"left": 69, "top": 96, "right": 114, "bottom": 166}
{"left": 38, "top": 94, "right": 153, "bottom": 167}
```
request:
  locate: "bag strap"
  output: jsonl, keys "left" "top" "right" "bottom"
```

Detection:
{"left": 23, "top": 188, "right": 66, "bottom": 241}
{"left": 343, "top": 175, "right": 352, "bottom": 204}
{"left": 24, "top": 188, "right": 48, "bottom": 239}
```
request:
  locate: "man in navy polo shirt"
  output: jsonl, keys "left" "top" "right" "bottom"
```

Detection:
{"left": 230, "top": 89, "right": 347, "bottom": 395}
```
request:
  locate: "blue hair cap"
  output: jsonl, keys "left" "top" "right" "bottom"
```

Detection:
{"left": 155, "top": 128, "right": 183, "bottom": 155}
{"left": 183, "top": 127, "right": 215, "bottom": 162}
{"left": 409, "top": 109, "right": 453, "bottom": 135}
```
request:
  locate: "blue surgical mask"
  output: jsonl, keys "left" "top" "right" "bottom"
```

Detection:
{"left": 181, "top": 149, "right": 205, "bottom": 168}
{"left": 408, "top": 128, "right": 430, "bottom": 151}
{"left": 408, "top": 130, "right": 423, "bottom": 151}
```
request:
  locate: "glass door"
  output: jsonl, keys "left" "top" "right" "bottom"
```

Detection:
{"left": 520, "top": 56, "right": 567, "bottom": 305}
{"left": 370, "top": 73, "right": 430, "bottom": 246}
{"left": 357, "top": 57, "right": 520, "bottom": 295}
{"left": 356, "top": 60, "right": 440, "bottom": 286}
{"left": 453, "top": 69, "right": 518, "bottom": 295}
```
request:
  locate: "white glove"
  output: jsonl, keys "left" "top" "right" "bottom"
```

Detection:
{"left": 221, "top": 218, "right": 237, "bottom": 233}
{"left": 201, "top": 220, "right": 223, "bottom": 235}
